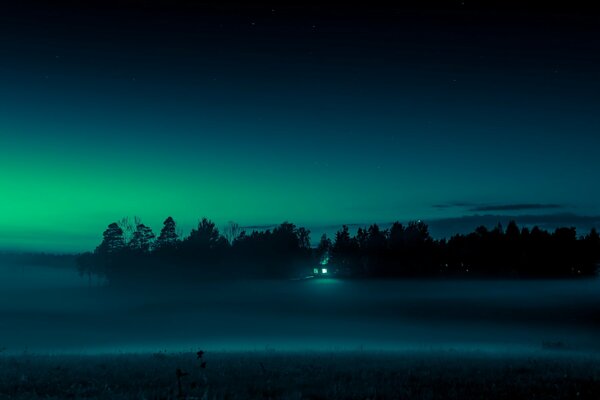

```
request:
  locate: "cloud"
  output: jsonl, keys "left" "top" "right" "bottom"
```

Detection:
{"left": 240, "top": 224, "right": 278, "bottom": 231}
{"left": 468, "top": 203, "right": 565, "bottom": 212}
{"left": 308, "top": 213, "right": 600, "bottom": 243}
{"left": 432, "top": 202, "right": 566, "bottom": 212}
{"left": 426, "top": 213, "right": 600, "bottom": 239}
{"left": 432, "top": 202, "right": 475, "bottom": 209}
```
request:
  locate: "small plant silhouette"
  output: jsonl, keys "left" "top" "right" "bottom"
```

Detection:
{"left": 175, "top": 368, "right": 189, "bottom": 399}
{"left": 197, "top": 350, "right": 207, "bottom": 369}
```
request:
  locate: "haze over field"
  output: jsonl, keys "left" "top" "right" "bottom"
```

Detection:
{"left": 1, "top": 261, "right": 599, "bottom": 355}
{"left": 1, "top": 3, "right": 600, "bottom": 398}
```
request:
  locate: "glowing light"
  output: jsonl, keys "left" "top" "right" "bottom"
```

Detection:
{"left": 322, "top": 268, "right": 328, "bottom": 274}
{"left": 313, "top": 268, "right": 319, "bottom": 274}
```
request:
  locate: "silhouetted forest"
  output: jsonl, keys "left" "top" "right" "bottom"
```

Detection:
{"left": 76, "top": 217, "right": 600, "bottom": 284}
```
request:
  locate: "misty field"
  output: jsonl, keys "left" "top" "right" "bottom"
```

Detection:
{"left": 3, "top": 265, "right": 600, "bottom": 399}
{"left": 1, "top": 351, "right": 600, "bottom": 400}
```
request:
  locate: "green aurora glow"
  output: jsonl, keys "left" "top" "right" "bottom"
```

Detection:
{"left": 1, "top": 5, "right": 599, "bottom": 251}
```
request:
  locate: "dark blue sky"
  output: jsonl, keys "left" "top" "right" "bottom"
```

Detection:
{"left": 1, "top": 2, "right": 600, "bottom": 251}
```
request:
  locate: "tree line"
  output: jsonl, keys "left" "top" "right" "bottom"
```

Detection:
{"left": 76, "top": 217, "right": 600, "bottom": 284}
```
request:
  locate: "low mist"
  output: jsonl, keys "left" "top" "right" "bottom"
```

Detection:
{"left": 1, "top": 260, "right": 599, "bottom": 355}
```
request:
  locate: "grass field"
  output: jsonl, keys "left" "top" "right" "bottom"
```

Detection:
{"left": 1, "top": 350, "right": 600, "bottom": 399}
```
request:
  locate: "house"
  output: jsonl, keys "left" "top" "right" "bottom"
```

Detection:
{"left": 312, "top": 253, "right": 332, "bottom": 277}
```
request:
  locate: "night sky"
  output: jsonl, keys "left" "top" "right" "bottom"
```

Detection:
{"left": 2, "top": 2, "right": 600, "bottom": 252}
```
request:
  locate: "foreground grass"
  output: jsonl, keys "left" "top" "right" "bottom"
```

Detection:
{"left": 1, "top": 351, "right": 599, "bottom": 399}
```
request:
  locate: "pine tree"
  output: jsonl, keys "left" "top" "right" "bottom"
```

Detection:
{"left": 316, "top": 234, "right": 332, "bottom": 264}
{"left": 331, "top": 225, "right": 359, "bottom": 271}
{"left": 129, "top": 223, "right": 156, "bottom": 252}
{"left": 96, "top": 223, "right": 125, "bottom": 254}
{"left": 186, "top": 218, "right": 224, "bottom": 250}
{"left": 156, "top": 216, "right": 179, "bottom": 249}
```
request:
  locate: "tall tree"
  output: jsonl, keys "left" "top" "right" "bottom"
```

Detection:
{"left": 129, "top": 223, "right": 156, "bottom": 252}
{"left": 505, "top": 220, "right": 521, "bottom": 240}
{"left": 331, "top": 225, "right": 360, "bottom": 273}
{"left": 316, "top": 234, "right": 332, "bottom": 264}
{"left": 118, "top": 216, "right": 141, "bottom": 244}
{"left": 186, "top": 218, "right": 225, "bottom": 250}
{"left": 296, "top": 227, "right": 311, "bottom": 250}
{"left": 156, "top": 216, "right": 179, "bottom": 249}
{"left": 96, "top": 223, "right": 125, "bottom": 254}
{"left": 223, "top": 221, "right": 241, "bottom": 244}
{"left": 388, "top": 222, "right": 405, "bottom": 249}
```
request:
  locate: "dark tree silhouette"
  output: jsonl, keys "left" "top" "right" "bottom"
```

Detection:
{"left": 129, "top": 223, "right": 156, "bottom": 253}
{"left": 78, "top": 216, "right": 600, "bottom": 285}
{"left": 364, "top": 224, "right": 388, "bottom": 275}
{"left": 316, "top": 234, "right": 332, "bottom": 264}
{"left": 96, "top": 223, "right": 125, "bottom": 254}
{"left": 331, "top": 225, "right": 360, "bottom": 275}
{"left": 297, "top": 227, "right": 311, "bottom": 250}
{"left": 156, "top": 216, "right": 179, "bottom": 249}
{"left": 223, "top": 221, "right": 241, "bottom": 244}
{"left": 181, "top": 218, "right": 228, "bottom": 269}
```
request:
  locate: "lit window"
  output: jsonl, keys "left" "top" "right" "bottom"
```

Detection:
{"left": 313, "top": 268, "right": 319, "bottom": 274}
{"left": 322, "top": 268, "right": 328, "bottom": 274}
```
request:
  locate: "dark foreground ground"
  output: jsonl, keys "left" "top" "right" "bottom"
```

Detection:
{"left": 1, "top": 351, "right": 599, "bottom": 399}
